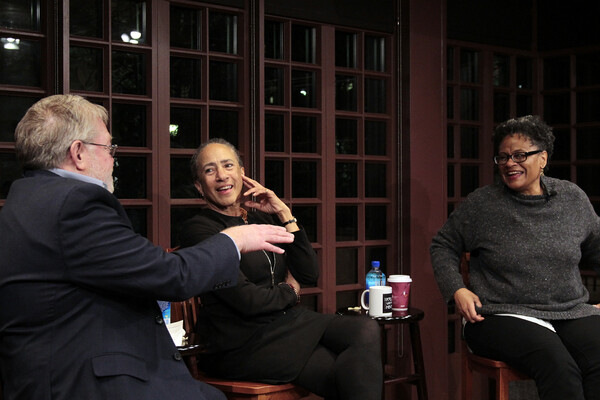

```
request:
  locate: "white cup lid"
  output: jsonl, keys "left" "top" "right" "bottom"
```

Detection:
{"left": 388, "top": 274, "right": 412, "bottom": 282}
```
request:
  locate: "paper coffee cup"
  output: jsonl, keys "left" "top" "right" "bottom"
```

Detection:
{"left": 388, "top": 275, "right": 411, "bottom": 311}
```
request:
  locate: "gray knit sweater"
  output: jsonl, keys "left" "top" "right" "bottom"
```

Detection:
{"left": 430, "top": 176, "right": 600, "bottom": 320}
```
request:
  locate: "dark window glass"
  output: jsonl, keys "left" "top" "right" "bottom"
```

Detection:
{"left": 447, "top": 126, "right": 454, "bottom": 158}
{"left": 460, "top": 126, "right": 479, "bottom": 159}
{"left": 460, "top": 88, "right": 479, "bottom": 121}
{"left": 335, "top": 31, "right": 357, "bottom": 68}
{"left": 447, "top": 47, "right": 454, "bottom": 81}
{"left": 577, "top": 92, "right": 600, "bottom": 123}
{"left": 209, "top": 61, "right": 238, "bottom": 102}
{"left": 171, "top": 206, "right": 203, "bottom": 247}
{"left": 543, "top": 94, "right": 570, "bottom": 125}
{"left": 291, "top": 24, "right": 315, "bottom": 64}
{"left": 293, "top": 205, "right": 318, "bottom": 243}
{"left": 447, "top": 86, "right": 454, "bottom": 119}
{"left": 336, "top": 118, "right": 357, "bottom": 154}
{"left": 460, "top": 50, "right": 479, "bottom": 83}
{"left": 516, "top": 95, "right": 532, "bottom": 117}
{"left": 70, "top": 0, "right": 102, "bottom": 38}
{"left": 336, "top": 162, "right": 357, "bottom": 198}
{"left": 209, "top": 12, "right": 237, "bottom": 54}
{"left": 0, "top": 152, "right": 19, "bottom": 199}
{"left": 335, "top": 75, "right": 357, "bottom": 111}
{"left": 365, "top": 163, "right": 386, "bottom": 197}
{"left": 337, "top": 291, "right": 360, "bottom": 311}
{"left": 112, "top": 103, "right": 147, "bottom": 147}
{"left": 265, "top": 159, "right": 284, "bottom": 198}
{"left": 170, "top": 107, "right": 201, "bottom": 149}
{"left": 265, "top": 20, "right": 283, "bottom": 60}
{"left": 265, "top": 67, "right": 284, "bottom": 106}
{"left": 112, "top": 0, "right": 147, "bottom": 45}
{"left": 0, "top": 95, "right": 38, "bottom": 142}
{"left": 365, "top": 205, "right": 386, "bottom": 240}
{"left": 292, "top": 161, "right": 317, "bottom": 198}
{"left": 292, "top": 70, "right": 316, "bottom": 108}
{"left": 336, "top": 247, "right": 358, "bottom": 285}
{"left": 209, "top": 109, "right": 238, "bottom": 148}
{"left": 70, "top": 46, "right": 103, "bottom": 92}
{"left": 125, "top": 208, "right": 148, "bottom": 237}
{"left": 366, "top": 247, "right": 387, "bottom": 274}
{"left": 460, "top": 165, "right": 479, "bottom": 196}
{"left": 291, "top": 115, "right": 317, "bottom": 153}
{"left": 516, "top": 57, "right": 532, "bottom": 89}
{"left": 577, "top": 127, "right": 600, "bottom": 160}
{"left": 265, "top": 114, "right": 285, "bottom": 152}
{"left": 548, "top": 165, "right": 570, "bottom": 181}
{"left": 365, "top": 35, "right": 385, "bottom": 72}
{"left": 552, "top": 128, "right": 570, "bottom": 161}
{"left": 364, "top": 78, "right": 386, "bottom": 114}
{"left": 578, "top": 165, "right": 600, "bottom": 196}
{"left": 447, "top": 165, "right": 455, "bottom": 197}
{"left": 365, "top": 120, "right": 386, "bottom": 155}
{"left": 1, "top": 38, "right": 41, "bottom": 87}
{"left": 577, "top": 53, "right": 600, "bottom": 86}
{"left": 493, "top": 55, "right": 509, "bottom": 87}
{"left": 113, "top": 156, "right": 147, "bottom": 199}
{"left": 112, "top": 50, "right": 147, "bottom": 95}
{"left": 170, "top": 56, "right": 201, "bottom": 99}
{"left": 170, "top": 5, "right": 201, "bottom": 50}
{"left": 171, "top": 157, "right": 196, "bottom": 198}
{"left": 1, "top": 0, "right": 40, "bottom": 31}
{"left": 494, "top": 92, "right": 509, "bottom": 123}
{"left": 544, "top": 56, "right": 570, "bottom": 89}
{"left": 336, "top": 205, "right": 357, "bottom": 241}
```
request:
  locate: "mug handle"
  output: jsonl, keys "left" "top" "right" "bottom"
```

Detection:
{"left": 360, "top": 289, "right": 369, "bottom": 310}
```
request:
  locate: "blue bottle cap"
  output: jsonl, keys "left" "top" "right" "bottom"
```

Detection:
{"left": 371, "top": 261, "right": 380, "bottom": 268}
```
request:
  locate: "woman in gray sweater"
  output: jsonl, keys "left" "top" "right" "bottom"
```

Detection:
{"left": 430, "top": 115, "right": 600, "bottom": 400}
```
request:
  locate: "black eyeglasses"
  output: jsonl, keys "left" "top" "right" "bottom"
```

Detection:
{"left": 81, "top": 141, "right": 118, "bottom": 158}
{"left": 493, "top": 150, "right": 542, "bottom": 165}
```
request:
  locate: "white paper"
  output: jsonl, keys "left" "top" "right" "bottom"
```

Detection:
{"left": 166, "top": 320, "right": 186, "bottom": 346}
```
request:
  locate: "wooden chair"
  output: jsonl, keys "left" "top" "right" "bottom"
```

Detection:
{"left": 459, "top": 253, "right": 531, "bottom": 400}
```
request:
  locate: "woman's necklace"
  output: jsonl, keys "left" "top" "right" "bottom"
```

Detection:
{"left": 240, "top": 208, "right": 276, "bottom": 287}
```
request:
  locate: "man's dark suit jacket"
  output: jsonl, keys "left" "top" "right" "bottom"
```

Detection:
{"left": 0, "top": 170, "right": 238, "bottom": 400}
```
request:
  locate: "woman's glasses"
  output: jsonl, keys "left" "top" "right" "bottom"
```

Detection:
{"left": 493, "top": 149, "right": 542, "bottom": 165}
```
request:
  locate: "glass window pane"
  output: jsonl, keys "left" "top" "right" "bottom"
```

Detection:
{"left": 460, "top": 50, "right": 479, "bottom": 83}
{"left": 336, "top": 247, "right": 358, "bottom": 285}
{"left": 447, "top": 165, "right": 455, "bottom": 197}
{"left": 113, "top": 156, "right": 147, "bottom": 199}
{"left": 209, "top": 60, "right": 238, "bottom": 102}
{"left": 171, "top": 157, "right": 196, "bottom": 198}
{"left": 577, "top": 52, "right": 600, "bottom": 86}
{"left": 447, "top": 126, "right": 454, "bottom": 158}
{"left": 265, "top": 20, "right": 283, "bottom": 60}
{"left": 447, "top": 47, "right": 455, "bottom": 81}
{"left": 578, "top": 165, "right": 600, "bottom": 196}
{"left": 516, "top": 57, "right": 532, "bottom": 89}
{"left": 291, "top": 115, "right": 317, "bottom": 153}
{"left": 365, "top": 205, "right": 386, "bottom": 240}
{"left": 293, "top": 205, "right": 318, "bottom": 243}
{"left": 365, "top": 163, "right": 386, "bottom": 197}
{"left": 292, "top": 24, "right": 315, "bottom": 64}
{"left": 336, "top": 118, "right": 357, "bottom": 154}
{"left": 125, "top": 207, "right": 148, "bottom": 237}
{"left": 335, "top": 75, "right": 357, "bottom": 111}
{"left": 265, "top": 159, "right": 284, "bottom": 198}
{"left": 1, "top": 0, "right": 41, "bottom": 31}
{"left": 544, "top": 56, "right": 570, "bottom": 90}
{"left": 337, "top": 291, "right": 360, "bottom": 310}
{"left": 516, "top": 95, "right": 532, "bottom": 117}
{"left": 365, "top": 120, "right": 386, "bottom": 155}
{"left": 335, "top": 31, "right": 356, "bottom": 68}
{"left": 447, "top": 86, "right": 454, "bottom": 119}
{"left": 170, "top": 56, "right": 201, "bottom": 99}
{"left": 460, "top": 165, "right": 479, "bottom": 197}
{"left": 170, "top": 107, "right": 201, "bottom": 149}
{"left": 112, "top": 50, "right": 147, "bottom": 95}
{"left": 0, "top": 95, "right": 39, "bottom": 142}
{"left": 543, "top": 93, "right": 570, "bottom": 125}
{"left": 1, "top": 38, "right": 41, "bottom": 87}
{"left": 493, "top": 92, "right": 509, "bottom": 122}
{"left": 364, "top": 78, "right": 386, "bottom": 114}
{"left": 265, "top": 114, "right": 285, "bottom": 152}
{"left": 70, "top": 0, "right": 102, "bottom": 38}
{"left": 112, "top": 0, "right": 147, "bottom": 45}
{"left": 209, "top": 12, "right": 238, "bottom": 54}
{"left": 460, "top": 88, "right": 479, "bottom": 121}
{"left": 265, "top": 67, "right": 284, "bottom": 106}
{"left": 493, "top": 55, "right": 509, "bottom": 87}
{"left": 549, "top": 165, "right": 570, "bottom": 181}
{"left": 366, "top": 247, "right": 387, "bottom": 274}
{"left": 577, "top": 127, "right": 600, "bottom": 160}
{"left": 336, "top": 162, "right": 357, "bottom": 198}
{"left": 577, "top": 92, "right": 600, "bottom": 123}
{"left": 112, "top": 103, "right": 147, "bottom": 147}
{"left": 552, "top": 128, "right": 570, "bottom": 161}
{"left": 292, "top": 70, "right": 316, "bottom": 108}
{"left": 460, "top": 126, "right": 479, "bottom": 159}
{"left": 365, "top": 35, "right": 385, "bottom": 72}
{"left": 336, "top": 205, "right": 357, "bottom": 241}
{"left": 171, "top": 206, "right": 203, "bottom": 247}
{"left": 0, "top": 152, "right": 19, "bottom": 199}
{"left": 170, "top": 5, "right": 201, "bottom": 50}
{"left": 70, "top": 46, "right": 103, "bottom": 92}
{"left": 209, "top": 109, "right": 238, "bottom": 148}
{"left": 292, "top": 161, "right": 317, "bottom": 198}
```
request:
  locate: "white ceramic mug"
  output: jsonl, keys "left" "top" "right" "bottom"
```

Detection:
{"left": 360, "top": 285, "right": 393, "bottom": 317}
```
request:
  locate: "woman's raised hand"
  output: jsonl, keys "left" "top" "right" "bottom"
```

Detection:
{"left": 242, "top": 175, "right": 289, "bottom": 216}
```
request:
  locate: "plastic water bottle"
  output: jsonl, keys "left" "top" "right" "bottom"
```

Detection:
{"left": 158, "top": 301, "right": 171, "bottom": 324}
{"left": 365, "top": 261, "right": 386, "bottom": 304}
